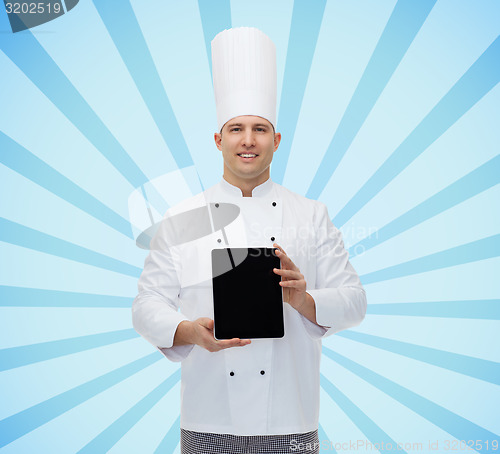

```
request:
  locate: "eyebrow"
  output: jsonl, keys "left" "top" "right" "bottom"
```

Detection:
{"left": 226, "top": 123, "right": 269, "bottom": 128}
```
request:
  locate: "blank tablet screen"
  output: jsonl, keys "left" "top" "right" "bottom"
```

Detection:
{"left": 212, "top": 247, "right": 284, "bottom": 339}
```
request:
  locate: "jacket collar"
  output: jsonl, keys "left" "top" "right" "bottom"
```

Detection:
{"left": 219, "top": 177, "right": 274, "bottom": 198}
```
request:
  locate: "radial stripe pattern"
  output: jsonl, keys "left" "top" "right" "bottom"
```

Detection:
{"left": 0, "top": 0, "right": 498, "bottom": 453}
{"left": 306, "top": 0, "right": 437, "bottom": 199}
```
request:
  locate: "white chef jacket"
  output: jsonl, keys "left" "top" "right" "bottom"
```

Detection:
{"left": 132, "top": 178, "right": 366, "bottom": 436}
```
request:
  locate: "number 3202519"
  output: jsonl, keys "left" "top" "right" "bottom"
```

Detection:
{"left": 5, "top": 2, "right": 62, "bottom": 14}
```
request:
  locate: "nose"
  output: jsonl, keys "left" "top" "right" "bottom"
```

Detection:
{"left": 241, "top": 130, "right": 255, "bottom": 148}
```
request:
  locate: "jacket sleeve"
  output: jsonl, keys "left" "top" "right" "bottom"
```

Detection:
{"left": 132, "top": 218, "right": 194, "bottom": 362}
{"left": 306, "top": 202, "right": 367, "bottom": 337}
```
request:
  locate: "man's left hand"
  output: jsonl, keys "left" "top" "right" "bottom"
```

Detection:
{"left": 272, "top": 243, "right": 307, "bottom": 312}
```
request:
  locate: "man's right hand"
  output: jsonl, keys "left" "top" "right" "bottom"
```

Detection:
{"left": 173, "top": 318, "right": 251, "bottom": 352}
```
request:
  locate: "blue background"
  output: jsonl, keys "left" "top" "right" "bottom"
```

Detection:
{"left": 0, "top": 0, "right": 499, "bottom": 452}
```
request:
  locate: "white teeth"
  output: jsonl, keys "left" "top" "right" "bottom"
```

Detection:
{"left": 239, "top": 154, "right": 256, "bottom": 158}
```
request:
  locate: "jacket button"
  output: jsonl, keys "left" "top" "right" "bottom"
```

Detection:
{"left": 230, "top": 371, "right": 235, "bottom": 376}
{"left": 270, "top": 236, "right": 275, "bottom": 242}
{"left": 215, "top": 203, "right": 219, "bottom": 208}
{"left": 260, "top": 370, "right": 265, "bottom": 375}
{"left": 217, "top": 239, "right": 221, "bottom": 243}
{"left": 272, "top": 202, "right": 276, "bottom": 207}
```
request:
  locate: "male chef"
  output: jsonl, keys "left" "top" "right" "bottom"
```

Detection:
{"left": 132, "top": 27, "right": 366, "bottom": 454}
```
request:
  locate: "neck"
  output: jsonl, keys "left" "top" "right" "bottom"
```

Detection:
{"left": 223, "top": 170, "right": 270, "bottom": 197}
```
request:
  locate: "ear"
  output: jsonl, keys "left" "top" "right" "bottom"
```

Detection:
{"left": 273, "top": 132, "right": 282, "bottom": 152}
{"left": 214, "top": 132, "right": 222, "bottom": 151}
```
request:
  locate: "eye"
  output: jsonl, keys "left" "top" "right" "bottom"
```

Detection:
{"left": 230, "top": 127, "right": 241, "bottom": 132}
{"left": 256, "top": 127, "right": 266, "bottom": 132}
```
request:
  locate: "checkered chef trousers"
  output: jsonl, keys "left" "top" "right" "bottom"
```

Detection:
{"left": 180, "top": 428, "right": 319, "bottom": 454}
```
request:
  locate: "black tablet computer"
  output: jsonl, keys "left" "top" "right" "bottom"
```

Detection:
{"left": 211, "top": 247, "right": 284, "bottom": 340}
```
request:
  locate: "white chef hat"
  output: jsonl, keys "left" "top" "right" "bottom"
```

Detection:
{"left": 211, "top": 27, "right": 277, "bottom": 132}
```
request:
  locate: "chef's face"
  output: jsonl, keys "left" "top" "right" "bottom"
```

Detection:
{"left": 214, "top": 115, "right": 281, "bottom": 188}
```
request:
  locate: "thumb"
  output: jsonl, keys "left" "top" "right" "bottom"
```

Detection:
{"left": 198, "top": 317, "right": 214, "bottom": 330}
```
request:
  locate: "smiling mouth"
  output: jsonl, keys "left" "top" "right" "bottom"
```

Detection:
{"left": 237, "top": 153, "right": 258, "bottom": 158}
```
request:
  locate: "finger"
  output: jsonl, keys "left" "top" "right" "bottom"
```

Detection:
{"left": 236, "top": 339, "right": 251, "bottom": 346}
{"left": 217, "top": 338, "right": 251, "bottom": 349}
{"left": 273, "top": 268, "right": 302, "bottom": 279}
{"left": 212, "top": 339, "right": 239, "bottom": 349}
{"left": 274, "top": 247, "right": 299, "bottom": 271}
{"left": 273, "top": 243, "right": 288, "bottom": 258}
{"left": 216, "top": 337, "right": 250, "bottom": 345}
{"left": 198, "top": 318, "right": 214, "bottom": 330}
{"left": 279, "top": 279, "right": 306, "bottom": 289}
{"left": 273, "top": 243, "right": 290, "bottom": 260}
{"left": 273, "top": 243, "right": 285, "bottom": 254}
